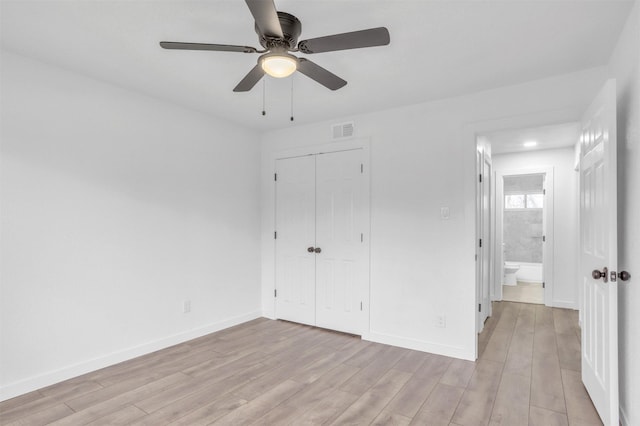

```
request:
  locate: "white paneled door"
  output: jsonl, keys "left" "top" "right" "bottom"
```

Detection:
{"left": 579, "top": 79, "right": 618, "bottom": 426}
{"left": 274, "top": 155, "right": 316, "bottom": 326}
{"left": 275, "top": 149, "right": 365, "bottom": 335}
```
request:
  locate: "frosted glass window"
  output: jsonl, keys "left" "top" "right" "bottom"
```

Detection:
{"left": 505, "top": 194, "right": 525, "bottom": 209}
{"left": 527, "top": 194, "right": 544, "bottom": 208}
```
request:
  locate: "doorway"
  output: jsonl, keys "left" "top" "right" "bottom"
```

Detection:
{"left": 274, "top": 148, "right": 368, "bottom": 335}
{"left": 498, "top": 172, "right": 548, "bottom": 304}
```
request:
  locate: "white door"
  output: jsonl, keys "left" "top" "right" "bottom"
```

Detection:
{"left": 275, "top": 150, "right": 364, "bottom": 334}
{"left": 481, "top": 157, "right": 491, "bottom": 323}
{"left": 580, "top": 79, "right": 618, "bottom": 426}
{"left": 476, "top": 150, "right": 491, "bottom": 332}
{"left": 315, "top": 150, "right": 364, "bottom": 334}
{"left": 275, "top": 156, "right": 316, "bottom": 326}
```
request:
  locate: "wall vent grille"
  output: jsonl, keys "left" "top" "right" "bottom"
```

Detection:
{"left": 332, "top": 122, "right": 354, "bottom": 139}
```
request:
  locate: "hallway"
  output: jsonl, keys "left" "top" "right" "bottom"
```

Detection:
{"left": 478, "top": 301, "right": 601, "bottom": 425}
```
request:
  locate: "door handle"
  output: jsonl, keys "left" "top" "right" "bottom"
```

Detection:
{"left": 314, "top": 247, "right": 322, "bottom": 253}
{"left": 307, "top": 247, "right": 315, "bottom": 253}
{"left": 592, "top": 267, "right": 609, "bottom": 283}
{"left": 618, "top": 271, "right": 631, "bottom": 281}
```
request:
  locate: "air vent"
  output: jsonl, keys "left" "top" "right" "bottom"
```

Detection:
{"left": 332, "top": 122, "right": 354, "bottom": 139}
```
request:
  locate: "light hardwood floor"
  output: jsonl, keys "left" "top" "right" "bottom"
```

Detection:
{"left": 0, "top": 302, "right": 602, "bottom": 425}
{"left": 502, "top": 282, "right": 544, "bottom": 304}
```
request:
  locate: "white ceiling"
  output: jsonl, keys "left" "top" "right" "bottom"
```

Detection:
{"left": 0, "top": 1, "right": 633, "bottom": 130}
{"left": 483, "top": 122, "right": 580, "bottom": 155}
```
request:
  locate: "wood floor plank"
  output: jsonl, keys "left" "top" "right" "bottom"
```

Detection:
{"left": 384, "top": 373, "right": 439, "bottom": 418}
{"left": 85, "top": 405, "right": 147, "bottom": 425}
{"left": 529, "top": 405, "right": 569, "bottom": 426}
{"left": 165, "top": 393, "right": 248, "bottom": 426}
{"left": 488, "top": 372, "right": 530, "bottom": 425}
{"left": 330, "top": 368, "right": 411, "bottom": 425}
{"left": 480, "top": 327, "right": 513, "bottom": 363}
{"left": 290, "top": 338, "right": 365, "bottom": 384}
{"left": 211, "top": 379, "right": 304, "bottom": 425}
{"left": 530, "top": 350, "right": 566, "bottom": 414}
{"left": 338, "top": 345, "right": 406, "bottom": 395}
{"left": 3, "top": 403, "right": 73, "bottom": 426}
{"left": 49, "top": 372, "right": 189, "bottom": 425}
{"left": 371, "top": 410, "right": 412, "bottom": 426}
{"left": 556, "top": 331, "right": 581, "bottom": 372}
{"left": 561, "top": 369, "right": 603, "bottom": 425}
{"left": 293, "top": 390, "right": 360, "bottom": 425}
{"left": 0, "top": 390, "right": 44, "bottom": 414}
{"left": 450, "top": 388, "right": 496, "bottom": 426}
{"left": 393, "top": 349, "right": 430, "bottom": 374}
{"left": 252, "top": 363, "right": 360, "bottom": 425}
{"left": 465, "top": 359, "right": 503, "bottom": 393}
{"left": 410, "top": 383, "right": 464, "bottom": 426}
{"left": 439, "top": 359, "right": 476, "bottom": 388}
{"left": 129, "top": 363, "right": 266, "bottom": 424}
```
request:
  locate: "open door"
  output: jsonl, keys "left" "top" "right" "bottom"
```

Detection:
{"left": 579, "top": 79, "right": 618, "bottom": 426}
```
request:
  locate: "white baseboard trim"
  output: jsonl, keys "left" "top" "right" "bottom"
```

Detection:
{"left": 364, "top": 331, "right": 475, "bottom": 361}
{"left": 0, "top": 309, "right": 262, "bottom": 402}
{"left": 552, "top": 300, "right": 577, "bottom": 309}
{"left": 620, "top": 405, "right": 630, "bottom": 426}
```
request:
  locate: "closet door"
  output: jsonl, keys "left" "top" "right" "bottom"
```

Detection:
{"left": 315, "top": 150, "right": 363, "bottom": 334}
{"left": 275, "top": 156, "right": 316, "bottom": 326}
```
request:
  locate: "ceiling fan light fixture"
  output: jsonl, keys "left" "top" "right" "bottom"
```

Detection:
{"left": 261, "top": 52, "right": 297, "bottom": 78}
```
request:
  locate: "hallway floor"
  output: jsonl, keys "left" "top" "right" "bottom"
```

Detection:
{"left": 502, "top": 282, "right": 544, "bottom": 304}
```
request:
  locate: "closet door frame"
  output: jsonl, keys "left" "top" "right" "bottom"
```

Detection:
{"left": 267, "top": 138, "right": 371, "bottom": 337}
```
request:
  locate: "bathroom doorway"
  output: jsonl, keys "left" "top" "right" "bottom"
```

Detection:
{"left": 501, "top": 173, "right": 545, "bottom": 303}
{"left": 495, "top": 167, "right": 554, "bottom": 306}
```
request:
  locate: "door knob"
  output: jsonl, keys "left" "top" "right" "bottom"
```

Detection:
{"left": 314, "top": 247, "right": 322, "bottom": 253}
{"left": 307, "top": 247, "right": 315, "bottom": 253}
{"left": 618, "top": 271, "right": 631, "bottom": 281}
{"left": 592, "top": 267, "right": 609, "bottom": 283}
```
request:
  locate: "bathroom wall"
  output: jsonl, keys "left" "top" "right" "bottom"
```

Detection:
{"left": 503, "top": 174, "right": 544, "bottom": 263}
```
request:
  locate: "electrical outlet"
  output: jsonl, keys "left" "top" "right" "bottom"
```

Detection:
{"left": 183, "top": 300, "right": 191, "bottom": 314}
{"left": 436, "top": 314, "right": 446, "bottom": 328}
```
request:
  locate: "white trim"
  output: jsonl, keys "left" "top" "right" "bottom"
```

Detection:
{"left": 620, "top": 406, "right": 630, "bottom": 426}
{"left": 0, "top": 310, "right": 262, "bottom": 402}
{"left": 552, "top": 300, "right": 577, "bottom": 310}
{"left": 365, "top": 332, "right": 474, "bottom": 361}
{"left": 265, "top": 137, "right": 371, "bottom": 336}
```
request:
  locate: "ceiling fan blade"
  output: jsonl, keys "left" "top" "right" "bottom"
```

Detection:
{"left": 245, "top": 0, "right": 283, "bottom": 39}
{"left": 233, "top": 64, "right": 265, "bottom": 92}
{"left": 297, "top": 58, "right": 347, "bottom": 91}
{"left": 298, "top": 27, "right": 390, "bottom": 54}
{"left": 160, "top": 42, "right": 258, "bottom": 53}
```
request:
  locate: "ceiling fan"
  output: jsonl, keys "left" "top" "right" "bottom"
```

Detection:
{"left": 160, "top": 0, "right": 390, "bottom": 92}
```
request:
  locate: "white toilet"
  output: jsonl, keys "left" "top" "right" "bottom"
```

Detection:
{"left": 504, "top": 262, "right": 520, "bottom": 286}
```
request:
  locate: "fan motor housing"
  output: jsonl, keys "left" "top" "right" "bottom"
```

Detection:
{"left": 256, "top": 11, "right": 301, "bottom": 50}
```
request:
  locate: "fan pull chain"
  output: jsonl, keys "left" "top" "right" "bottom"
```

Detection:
{"left": 262, "top": 79, "right": 266, "bottom": 116}
{"left": 290, "top": 76, "right": 294, "bottom": 122}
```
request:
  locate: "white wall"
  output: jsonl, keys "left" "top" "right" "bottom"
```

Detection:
{"left": 493, "top": 148, "right": 579, "bottom": 308}
{"left": 260, "top": 67, "right": 607, "bottom": 361}
{"left": 0, "top": 51, "right": 262, "bottom": 400}
{"left": 608, "top": 2, "right": 640, "bottom": 425}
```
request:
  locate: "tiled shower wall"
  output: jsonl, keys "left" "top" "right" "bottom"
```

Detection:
{"left": 503, "top": 174, "right": 544, "bottom": 263}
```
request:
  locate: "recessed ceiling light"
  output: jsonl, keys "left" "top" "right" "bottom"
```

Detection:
{"left": 523, "top": 141, "right": 538, "bottom": 148}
